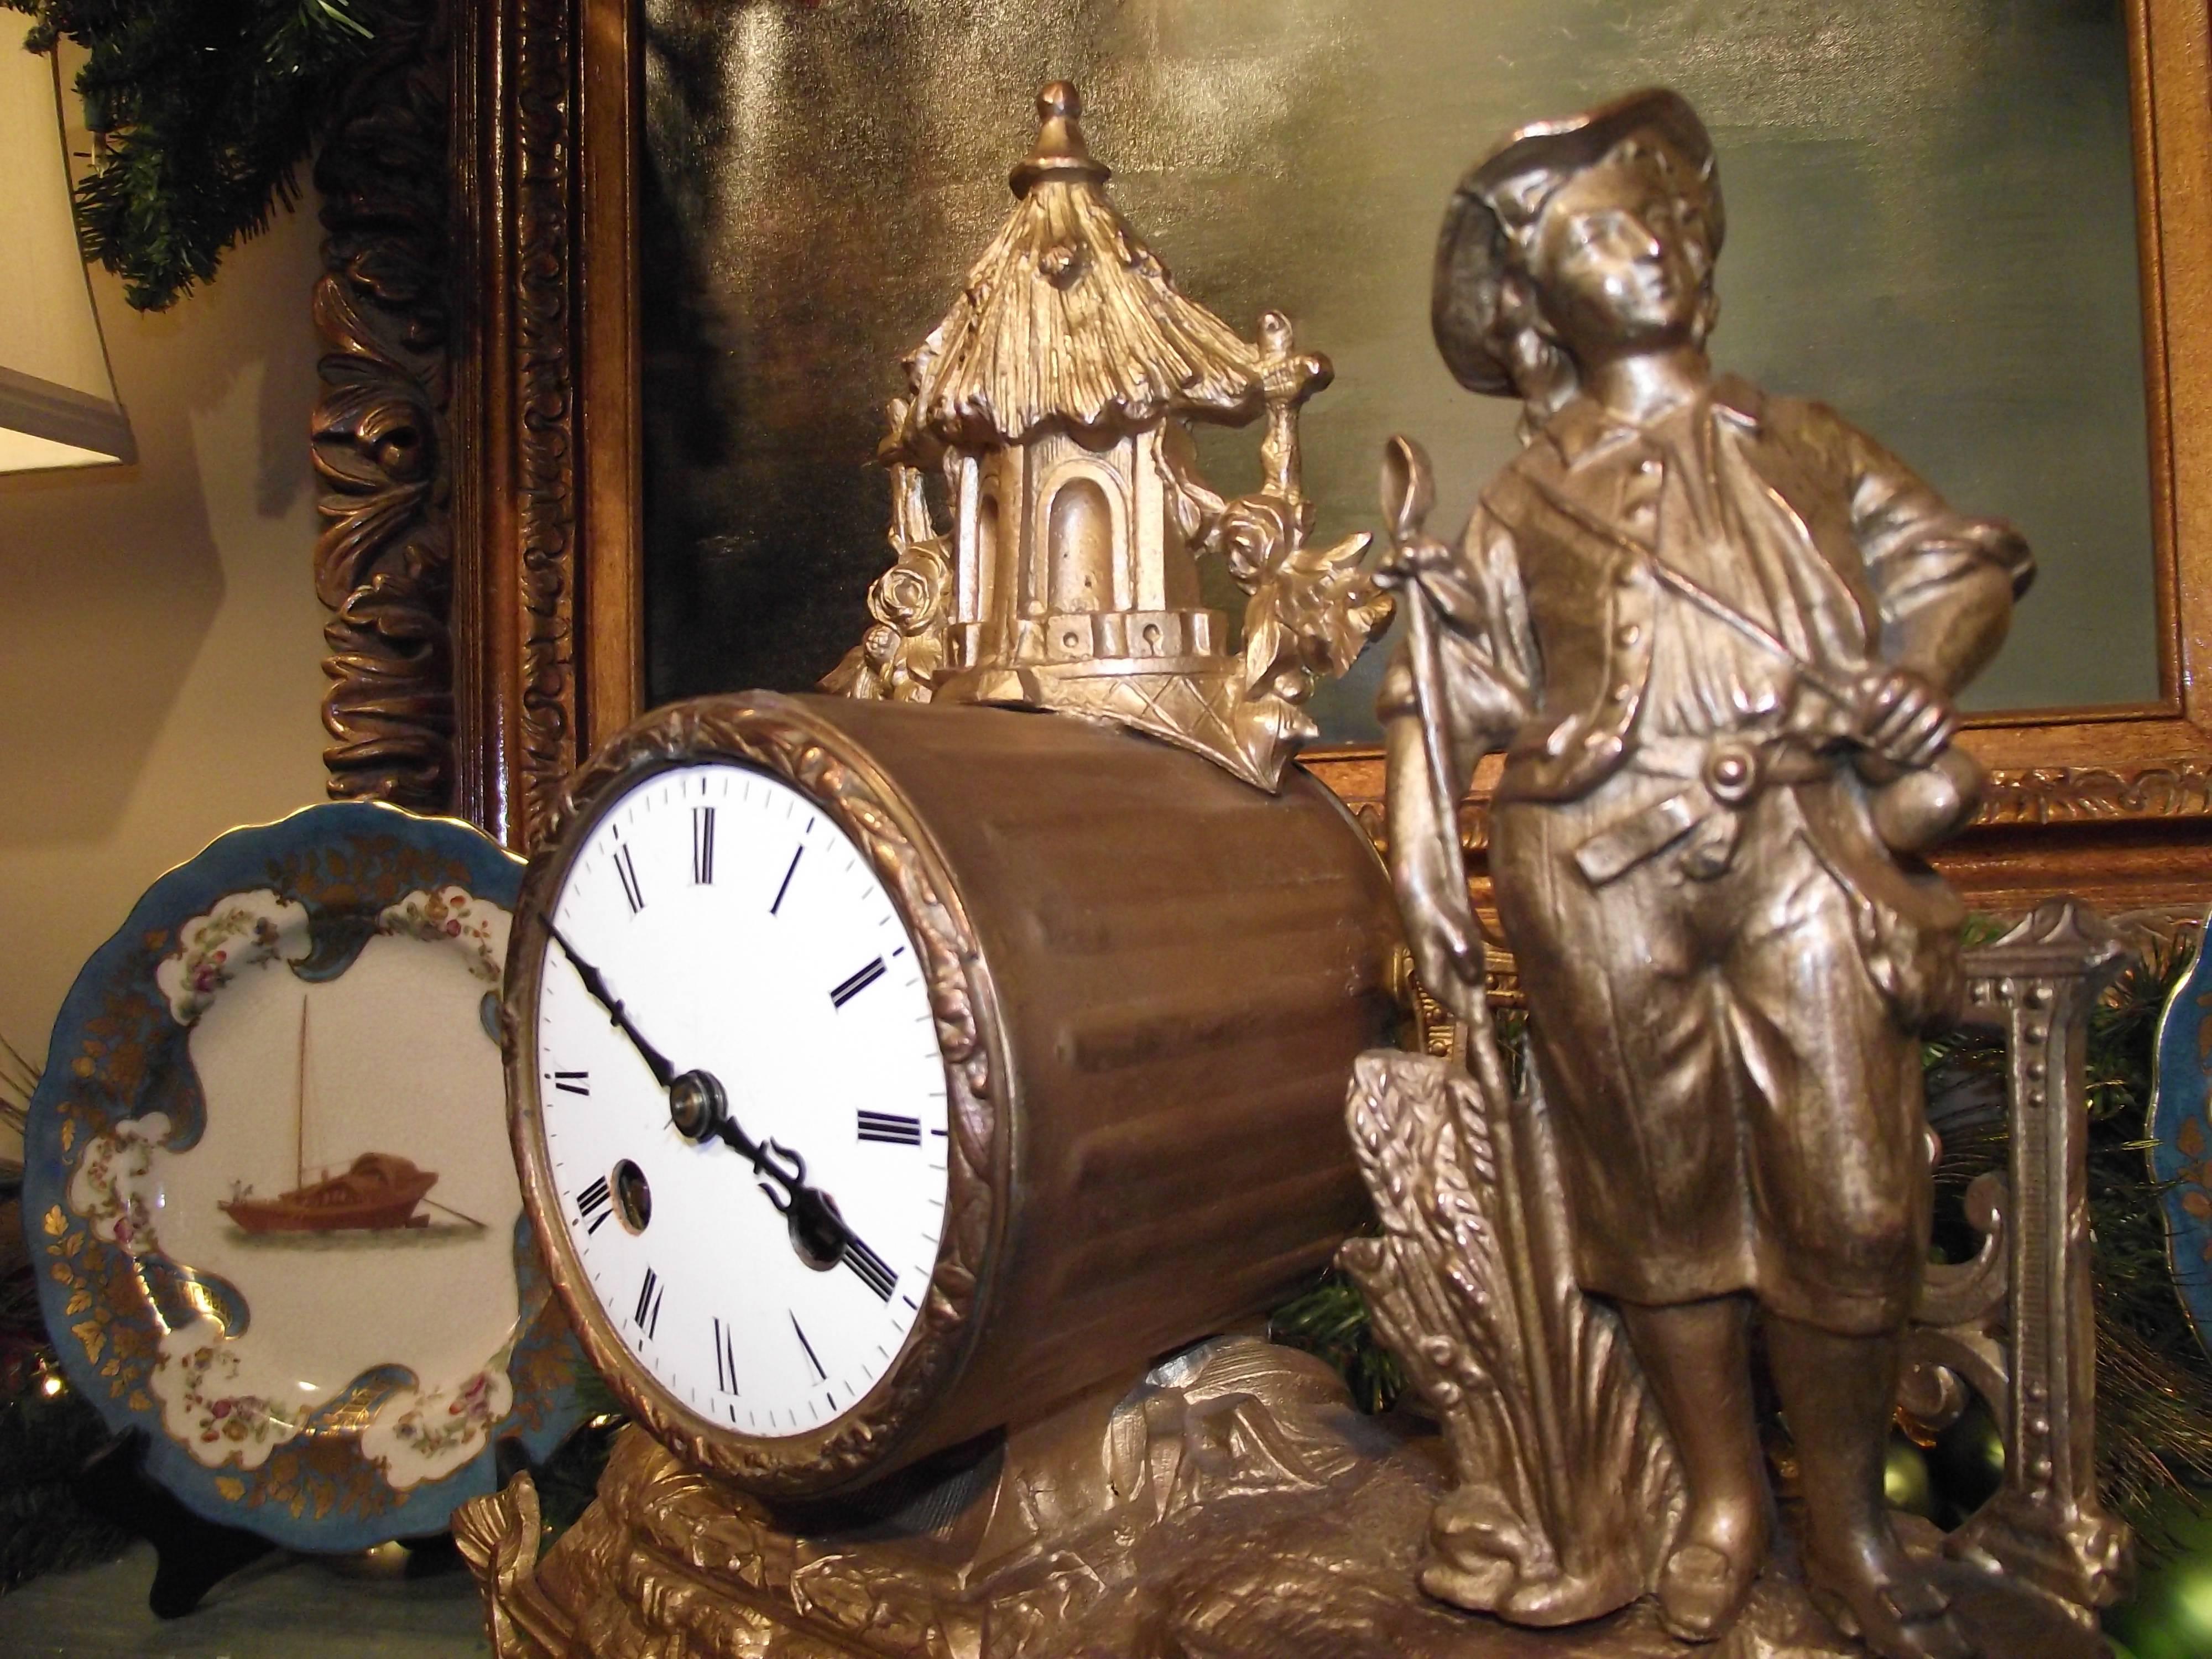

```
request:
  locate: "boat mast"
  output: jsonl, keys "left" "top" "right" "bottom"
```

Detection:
{"left": 295, "top": 995, "right": 308, "bottom": 1189}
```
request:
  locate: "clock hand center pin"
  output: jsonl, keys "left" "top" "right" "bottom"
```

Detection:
{"left": 541, "top": 912, "right": 897, "bottom": 1298}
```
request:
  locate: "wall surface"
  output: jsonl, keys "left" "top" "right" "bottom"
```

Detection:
{"left": 0, "top": 205, "right": 331, "bottom": 1147}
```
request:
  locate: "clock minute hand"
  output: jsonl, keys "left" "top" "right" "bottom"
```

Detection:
{"left": 542, "top": 917, "right": 676, "bottom": 1090}
{"left": 706, "top": 1106, "right": 797, "bottom": 1188}
{"left": 779, "top": 1178, "right": 900, "bottom": 1302}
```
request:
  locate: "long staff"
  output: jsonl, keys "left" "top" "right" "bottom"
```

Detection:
{"left": 1378, "top": 436, "right": 1580, "bottom": 1532}
{"left": 1375, "top": 436, "right": 1512, "bottom": 1113}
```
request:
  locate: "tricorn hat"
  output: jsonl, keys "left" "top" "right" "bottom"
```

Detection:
{"left": 1433, "top": 88, "right": 1720, "bottom": 397}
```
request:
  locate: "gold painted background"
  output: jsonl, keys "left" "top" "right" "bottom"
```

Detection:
{"left": 638, "top": 0, "right": 2153, "bottom": 743}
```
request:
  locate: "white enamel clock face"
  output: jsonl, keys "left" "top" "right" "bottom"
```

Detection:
{"left": 533, "top": 761, "right": 950, "bottom": 1438}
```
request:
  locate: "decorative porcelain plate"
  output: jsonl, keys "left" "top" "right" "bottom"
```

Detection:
{"left": 23, "top": 802, "right": 588, "bottom": 1550}
{"left": 2150, "top": 914, "right": 2212, "bottom": 1356}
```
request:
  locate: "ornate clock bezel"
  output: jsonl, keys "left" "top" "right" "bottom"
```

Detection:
{"left": 504, "top": 692, "right": 1007, "bottom": 1498}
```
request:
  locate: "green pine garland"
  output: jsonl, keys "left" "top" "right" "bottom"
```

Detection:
{"left": 1272, "top": 923, "right": 2212, "bottom": 1561}
{"left": 6, "top": 0, "right": 377, "bottom": 311}
{"left": 0, "top": 1355, "right": 131, "bottom": 1594}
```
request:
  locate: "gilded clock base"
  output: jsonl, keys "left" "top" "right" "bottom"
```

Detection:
{"left": 455, "top": 1336, "right": 2103, "bottom": 1659}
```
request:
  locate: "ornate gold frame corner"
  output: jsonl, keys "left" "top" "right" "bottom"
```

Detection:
{"left": 311, "top": 0, "right": 458, "bottom": 812}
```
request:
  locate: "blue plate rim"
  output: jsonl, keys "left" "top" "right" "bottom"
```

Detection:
{"left": 22, "top": 800, "right": 587, "bottom": 1551}
{"left": 2148, "top": 913, "right": 2212, "bottom": 1360}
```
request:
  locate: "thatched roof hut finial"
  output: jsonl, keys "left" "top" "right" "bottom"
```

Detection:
{"left": 835, "top": 82, "right": 1392, "bottom": 791}
{"left": 893, "top": 81, "right": 1266, "bottom": 453}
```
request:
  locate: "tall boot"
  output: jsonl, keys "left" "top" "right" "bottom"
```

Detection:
{"left": 1620, "top": 1295, "right": 1768, "bottom": 1642}
{"left": 1766, "top": 1315, "right": 1971, "bottom": 1659}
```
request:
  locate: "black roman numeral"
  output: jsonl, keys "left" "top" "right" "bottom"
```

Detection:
{"left": 770, "top": 845, "right": 802, "bottom": 915}
{"left": 634, "top": 1266, "right": 664, "bottom": 1338}
{"left": 830, "top": 957, "right": 886, "bottom": 1009}
{"left": 693, "top": 807, "right": 716, "bottom": 885}
{"left": 613, "top": 842, "right": 644, "bottom": 913}
{"left": 552, "top": 1070, "right": 589, "bottom": 1096}
{"left": 575, "top": 1175, "right": 612, "bottom": 1235}
{"left": 843, "top": 1237, "right": 898, "bottom": 1301}
{"left": 791, "top": 1312, "right": 826, "bottom": 1381}
{"left": 857, "top": 1110, "right": 921, "bottom": 1146}
{"left": 713, "top": 1316, "right": 740, "bottom": 1396}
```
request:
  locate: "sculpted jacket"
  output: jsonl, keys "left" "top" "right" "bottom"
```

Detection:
{"left": 1383, "top": 374, "right": 2032, "bottom": 797}
{"left": 1383, "top": 375, "right": 2032, "bottom": 1318}
{"left": 1384, "top": 374, "right": 2032, "bottom": 1030}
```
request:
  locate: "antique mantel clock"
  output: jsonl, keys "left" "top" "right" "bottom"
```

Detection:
{"left": 497, "top": 79, "right": 1402, "bottom": 1504}
{"left": 504, "top": 691, "right": 1400, "bottom": 1503}
{"left": 462, "top": 81, "right": 2116, "bottom": 1659}
{"left": 463, "top": 85, "right": 1412, "bottom": 1656}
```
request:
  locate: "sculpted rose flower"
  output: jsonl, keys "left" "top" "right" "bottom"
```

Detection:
{"left": 874, "top": 563, "right": 941, "bottom": 630}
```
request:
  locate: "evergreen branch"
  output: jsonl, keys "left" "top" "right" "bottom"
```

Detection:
{"left": 0, "top": 1035, "right": 35, "bottom": 1141}
{"left": 0, "top": 1361, "right": 129, "bottom": 1593}
{"left": 4, "top": 0, "right": 380, "bottom": 310}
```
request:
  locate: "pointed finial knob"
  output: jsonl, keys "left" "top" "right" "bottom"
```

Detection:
{"left": 1011, "top": 80, "right": 1110, "bottom": 197}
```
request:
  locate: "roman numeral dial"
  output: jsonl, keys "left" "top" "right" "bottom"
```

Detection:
{"left": 573, "top": 1174, "right": 613, "bottom": 1234}
{"left": 613, "top": 841, "right": 645, "bottom": 913}
{"left": 858, "top": 1110, "right": 921, "bottom": 1146}
{"left": 634, "top": 1266, "right": 665, "bottom": 1338}
{"left": 830, "top": 958, "right": 886, "bottom": 1008}
{"left": 692, "top": 807, "right": 716, "bottom": 885}
{"left": 531, "top": 760, "right": 950, "bottom": 1444}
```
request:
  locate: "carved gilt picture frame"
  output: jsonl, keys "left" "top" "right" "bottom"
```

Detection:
{"left": 318, "top": 0, "right": 2212, "bottom": 916}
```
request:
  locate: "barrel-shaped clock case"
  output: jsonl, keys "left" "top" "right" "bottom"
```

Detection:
{"left": 507, "top": 692, "right": 1401, "bottom": 1498}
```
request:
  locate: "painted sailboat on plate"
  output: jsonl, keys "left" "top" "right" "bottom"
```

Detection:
{"left": 218, "top": 996, "right": 477, "bottom": 1237}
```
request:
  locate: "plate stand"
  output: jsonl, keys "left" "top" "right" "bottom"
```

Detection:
{"left": 78, "top": 1429, "right": 276, "bottom": 1618}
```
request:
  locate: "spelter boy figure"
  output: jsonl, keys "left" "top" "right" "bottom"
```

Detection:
{"left": 1381, "top": 90, "right": 2031, "bottom": 1659}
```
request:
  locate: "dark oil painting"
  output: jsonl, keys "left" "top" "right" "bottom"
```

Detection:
{"left": 639, "top": 0, "right": 2155, "bottom": 743}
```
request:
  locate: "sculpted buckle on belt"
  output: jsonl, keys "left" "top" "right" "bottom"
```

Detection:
{"left": 1703, "top": 739, "right": 1761, "bottom": 806}
{"left": 1570, "top": 737, "right": 1822, "bottom": 887}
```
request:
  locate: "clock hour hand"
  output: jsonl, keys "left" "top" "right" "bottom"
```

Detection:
{"left": 670, "top": 1076, "right": 900, "bottom": 1301}
{"left": 750, "top": 1143, "right": 900, "bottom": 1302}
{"left": 542, "top": 917, "right": 676, "bottom": 1089}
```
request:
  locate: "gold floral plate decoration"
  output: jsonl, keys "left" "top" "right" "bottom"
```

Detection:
{"left": 23, "top": 802, "right": 588, "bottom": 1550}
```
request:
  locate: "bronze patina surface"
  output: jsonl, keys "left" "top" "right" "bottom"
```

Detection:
{"left": 461, "top": 77, "right": 2131, "bottom": 1659}
{"left": 823, "top": 84, "right": 1390, "bottom": 792}
{"left": 500, "top": 693, "right": 1399, "bottom": 1498}
{"left": 454, "top": 1334, "right": 2103, "bottom": 1659}
{"left": 1362, "top": 87, "right": 2123, "bottom": 1659}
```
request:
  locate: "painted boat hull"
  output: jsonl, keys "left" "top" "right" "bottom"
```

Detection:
{"left": 220, "top": 1155, "right": 438, "bottom": 1234}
